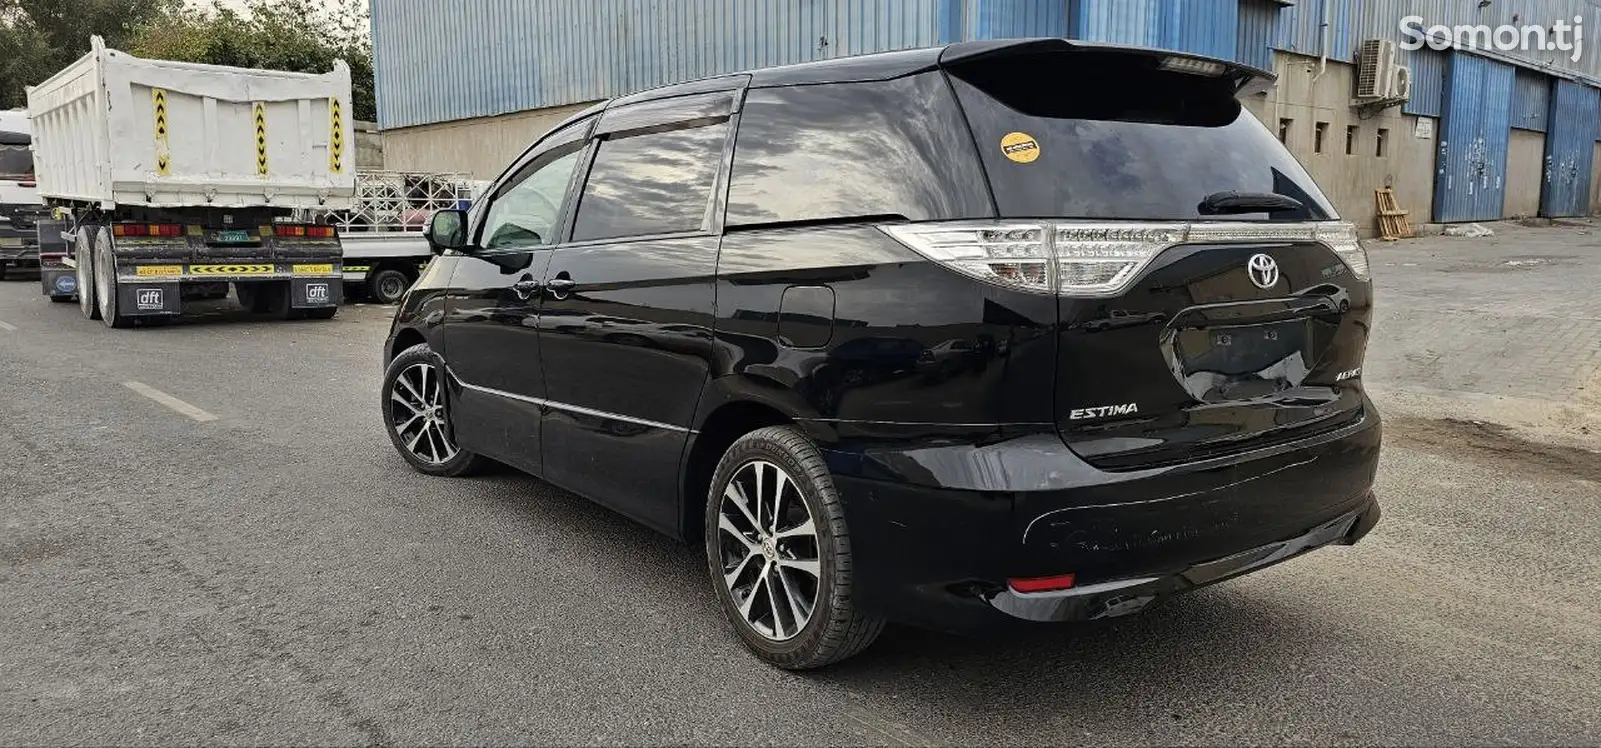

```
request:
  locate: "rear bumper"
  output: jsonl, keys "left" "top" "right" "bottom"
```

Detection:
{"left": 822, "top": 403, "right": 1382, "bottom": 632}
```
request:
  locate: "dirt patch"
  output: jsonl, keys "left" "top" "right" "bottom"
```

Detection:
{"left": 1439, "top": 255, "right": 1582, "bottom": 273}
{"left": 1388, "top": 416, "right": 1601, "bottom": 483}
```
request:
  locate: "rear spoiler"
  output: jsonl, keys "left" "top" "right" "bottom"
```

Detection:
{"left": 940, "top": 38, "right": 1276, "bottom": 97}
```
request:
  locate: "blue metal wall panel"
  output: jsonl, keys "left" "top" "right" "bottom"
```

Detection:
{"left": 1236, "top": 0, "right": 1281, "bottom": 72}
{"left": 1434, "top": 52, "right": 1516, "bottom": 222}
{"left": 965, "top": 0, "right": 1069, "bottom": 40}
{"left": 1071, "top": 0, "right": 1239, "bottom": 59}
{"left": 1071, "top": 0, "right": 1163, "bottom": 48}
{"left": 1271, "top": 0, "right": 1601, "bottom": 81}
{"left": 1402, "top": 47, "right": 1446, "bottom": 117}
{"left": 1511, "top": 68, "right": 1551, "bottom": 132}
{"left": 1541, "top": 79, "right": 1600, "bottom": 216}
{"left": 371, "top": 0, "right": 942, "bottom": 129}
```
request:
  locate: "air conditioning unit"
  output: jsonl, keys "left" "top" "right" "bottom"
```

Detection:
{"left": 1356, "top": 39, "right": 1411, "bottom": 103}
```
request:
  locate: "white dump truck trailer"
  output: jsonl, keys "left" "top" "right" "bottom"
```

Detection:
{"left": 26, "top": 36, "right": 355, "bottom": 326}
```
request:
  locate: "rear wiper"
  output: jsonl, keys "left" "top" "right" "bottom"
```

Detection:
{"left": 1197, "top": 191, "right": 1305, "bottom": 216}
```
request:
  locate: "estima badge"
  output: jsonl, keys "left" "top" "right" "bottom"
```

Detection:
{"left": 1247, "top": 253, "right": 1280, "bottom": 290}
{"left": 1069, "top": 403, "right": 1140, "bottom": 420}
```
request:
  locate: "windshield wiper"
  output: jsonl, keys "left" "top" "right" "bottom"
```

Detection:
{"left": 1197, "top": 190, "right": 1305, "bottom": 216}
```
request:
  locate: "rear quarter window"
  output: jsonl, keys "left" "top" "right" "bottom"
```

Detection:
{"left": 725, "top": 72, "right": 993, "bottom": 227}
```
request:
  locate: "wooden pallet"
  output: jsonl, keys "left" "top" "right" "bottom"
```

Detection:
{"left": 1375, "top": 188, "right": 1413, "bottom": 240}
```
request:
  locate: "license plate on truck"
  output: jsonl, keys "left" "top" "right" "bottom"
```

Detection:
{"left": 211, "top": 230, "right": 252, "bottom": 243}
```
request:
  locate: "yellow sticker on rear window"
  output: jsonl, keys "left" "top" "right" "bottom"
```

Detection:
{"left": 1001, "top": 132, "right": 1040, "bottom": 163}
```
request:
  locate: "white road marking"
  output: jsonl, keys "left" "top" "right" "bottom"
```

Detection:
{"left": 0, "top": 320, "right": 16, "bottom": 331}
{"left": 123, "top": 381, "right": 219, "bottom": 422}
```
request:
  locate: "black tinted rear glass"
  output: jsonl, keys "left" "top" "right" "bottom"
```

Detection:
{"left": 946, "top": 51, "right": 1336, "bottom": 221}
{"left": 571, "top": 120, "right": 728, "bottom": 242}
{"left": 725, "top": 72, "right": 992, "bottom": 227}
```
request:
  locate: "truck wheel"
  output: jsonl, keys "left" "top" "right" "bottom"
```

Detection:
{"left": 367, "top": 267, "right": 411, "bottom": 305}
{"left": 304, "top": 306, "right": 338, "bottom": 320}
{"left": 94, "top": 227, "right": 131, "bottom": 329}
{"left": 705, "top": 426, "right": 885, "bottom": 669}
{"left": 75, "top": 225, "right": 100, "bottom": 320}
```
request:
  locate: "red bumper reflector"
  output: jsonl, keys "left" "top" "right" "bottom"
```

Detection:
{"left": 1007, "top": 573, "right": 1077, "bottom": 594}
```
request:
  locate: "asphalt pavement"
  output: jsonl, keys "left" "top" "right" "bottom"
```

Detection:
{"left": 1, "top": 235, "right": 1599, "bottom": 745}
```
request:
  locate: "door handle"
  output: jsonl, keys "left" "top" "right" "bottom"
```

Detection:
{"left": 546, "top": 275, "right": 575, "bottom": 299}
{"left": 512, "top": 277, "right": 541, "bottom": 299}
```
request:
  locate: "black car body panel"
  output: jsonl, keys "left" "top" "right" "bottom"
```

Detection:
{"left": 384, "top": 38, "right": 1381, "bottom": 633}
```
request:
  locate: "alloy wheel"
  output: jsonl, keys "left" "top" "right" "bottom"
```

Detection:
{"left": 715, "top": 459, "right": 821, "bottom": 641}
{"left": 388, "top": 362, "right": 458, "bottom": 465}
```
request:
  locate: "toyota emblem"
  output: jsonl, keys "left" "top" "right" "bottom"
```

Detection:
{"left": 1247, "top": 253, "right": 1280, "bottom": 290}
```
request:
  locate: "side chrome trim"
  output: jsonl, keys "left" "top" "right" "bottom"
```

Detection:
{"left": 450, "top": 371, "right": 692, "bottom": 434}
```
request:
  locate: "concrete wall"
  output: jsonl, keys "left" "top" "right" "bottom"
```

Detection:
{"left": 1504, "top": 130, "right": 1548, "bottom": 219}
{"left": 353, "top": 120, "right": 384, "bottom": 171}
{"left": 1242, "top": 52, "right": 1436, "bottom": 237}
{"left": 378, "top": 103, "right": 599, "bottom": 179}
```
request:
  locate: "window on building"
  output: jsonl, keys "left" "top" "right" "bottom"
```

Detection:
{"left": 1376, "top": 128, "right": 1390, "bottom": 158}
{"left": 1346, "top": 125, "right": 1359, "bottom": 155}
{"left": 1314, "top": 121, "right": 1329, "bottom": 153}
{"left": 571, "top": 121, "right": 730, "bottom": 242}
{"left": 1278, "top": 118, "right": 1293, "bottom": 145}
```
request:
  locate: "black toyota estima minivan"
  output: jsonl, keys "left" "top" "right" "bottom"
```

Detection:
{"left": 384, "top": 38, "right": 1382, "bottom": 668}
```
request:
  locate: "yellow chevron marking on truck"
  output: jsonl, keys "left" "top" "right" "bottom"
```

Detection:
{"left": 190, "top": 264, "right": 273, "bottom": 276}
{"left": 328, "top": 97, "right": 344, "bottom": 173}
{"left": 253, "top": 102, "right": 268, "bottom": 176}
{"left": 293, "top": 263, "right": 335, "bottom": 274}
{"left": 135, "top": 265, "right": 182, "bottom": 277}
{"left": 152, "top": 88, "right": 170, "bottom": 176}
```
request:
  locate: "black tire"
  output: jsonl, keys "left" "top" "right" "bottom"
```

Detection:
{"left": 367, "top": 267, "right": 411, "bottom": 305}
{"left": 75, "top": 225, "right": 100, "bottom": 320}
{"left": 0, "top": 264, "right": 7, "bottom": 281}
{"left": 95, "top": 227, "right": 131, "bottom": 329}
{"left": 704, "top": 425, "right": 885, "bottom": 669}
{"left": 49, "top": 295, "right": 73, "bottom": 303}
{"left": 303, "top": 306, "right": 338, "bottom": 320}
{"left": 381, "top": 343, "right": 493, "bottom": 477}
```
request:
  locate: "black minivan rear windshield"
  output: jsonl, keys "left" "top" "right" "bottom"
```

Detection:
{"left": 946, "top": 51, "right": 1336, "bottom": 222}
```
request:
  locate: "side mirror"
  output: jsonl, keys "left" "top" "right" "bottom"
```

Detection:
{"left": 424, "top": 209, "right": 469, "bottom": 255}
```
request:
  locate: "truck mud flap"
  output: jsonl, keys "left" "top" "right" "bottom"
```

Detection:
{"left": 291, "top": 277, "right": 342, "bottom": 308}
{"left": 41, "top": 269, "right": 77, "bottom": 298}
{"left": 116, "top": 281, "right": 182, "bottom": 316}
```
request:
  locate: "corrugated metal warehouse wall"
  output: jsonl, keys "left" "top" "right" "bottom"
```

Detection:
{"left": 372, "top": 0, "right": 947, "bottom": 129}
{"left": 371, "top": 0, "right": 1601, "bottom": 222}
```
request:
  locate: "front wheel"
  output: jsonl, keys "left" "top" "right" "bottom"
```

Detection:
{"left": 381, "top": 343, "right": 492, "bottom": 476}
{"left": 705, "top": 426, "right": 885, "bottom": 669}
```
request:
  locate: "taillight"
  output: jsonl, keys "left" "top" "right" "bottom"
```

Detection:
{"left": 1007, "top": 573, "right": 1077, "bottom": 593}
{"left": 274, "top": 224, "right": 336, "bottom": 238}
{"left": 881, "top": 219, "right": 1370, "bottom": 296}
{"left": 112, "top": 223, "right": 183, "bottom": 237}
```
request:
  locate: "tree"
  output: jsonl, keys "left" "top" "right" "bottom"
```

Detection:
{"left": 130, "top": 0, "right": 375, "bottom": 120}
{"left": 0, "top": 0, "right": 177, "bottom": 108}
{"left": 0, "top": 0, "right": 374, "bottom": 120}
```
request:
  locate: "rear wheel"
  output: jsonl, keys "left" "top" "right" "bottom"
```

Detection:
{"left": 304, "top": 306, "right": 338, "bottom": 320}
{"left": 705, "top": 426, "right": 884, "bottom": 669}
{"left": 75, "top": 225, "right": 99, "bottom": 320}
{"left": 94, "top": 227, "right": 131, "bottom": 329}
{"left": 382, "top": 343, "right": 492, "bottom": 476}
{"left": 367, "top": 267, "right": 411, "bottom": 305}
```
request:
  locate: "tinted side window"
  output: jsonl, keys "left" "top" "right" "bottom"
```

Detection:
{"left": 725, "top": 72, "right": 993, "bottom": 227}
{"left": 571, "top": 121, "right": 728, "bottom": 242}
{"left": 479, "top": 148, "right": 584, "bottom": 249}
